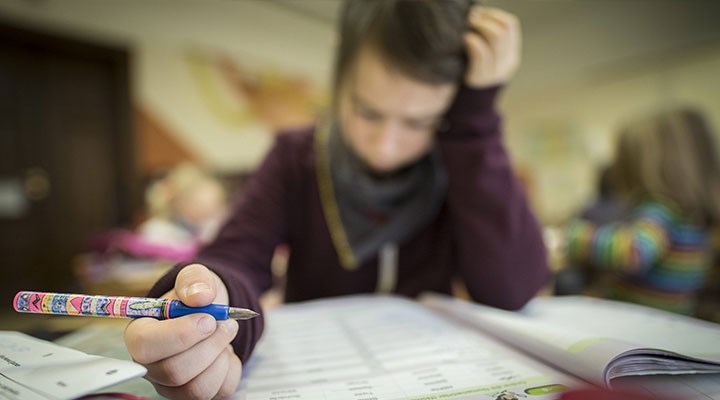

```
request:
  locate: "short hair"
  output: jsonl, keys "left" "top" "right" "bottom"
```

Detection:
{"left": 333, "top": 0, "right": 471, "bottom": 96}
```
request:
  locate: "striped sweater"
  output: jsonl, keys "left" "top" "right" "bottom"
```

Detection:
{"left": 566, "top": 200, "right": 712, "bottom": 315}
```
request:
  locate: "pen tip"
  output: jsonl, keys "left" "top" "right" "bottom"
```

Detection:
{"left": 228, "top": 307, "right": 260, "bottom": 320}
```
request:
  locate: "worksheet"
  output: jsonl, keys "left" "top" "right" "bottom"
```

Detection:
{"left": 0, "top": 331, "right": 146, "bottom": 400}
{"left": 236, "top": 296, "right": 579, "bottom": 400}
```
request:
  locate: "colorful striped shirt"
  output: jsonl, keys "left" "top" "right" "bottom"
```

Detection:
{"left": 566, "top": 200, "right": 712, "bottom": 315}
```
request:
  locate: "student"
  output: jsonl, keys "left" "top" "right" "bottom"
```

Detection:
{"left": 138, "top": 164, "right": 227, "bottom": 250}
{"left": 124, "top": 1, "right": 549, "bottom": 398}
{"left": 566, "top": 108, "right": 720, "bottom": 315}
{"left": 578, "top": 165, "right": 628, "bottom": 225}
{"left": 555, "top": 166, "right": 629, "bottom": 295}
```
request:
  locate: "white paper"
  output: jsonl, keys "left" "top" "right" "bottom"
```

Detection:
{"left": 236, "top": 295, "right": 579, "bottom": 400}
{"left": 0, "top": 331, "right": 146, "bottom": 400}
{"left": 524, "top": 296, "right": 720, "bottom": 361}
{"left": 421, "top": 294, "right": 720, "bottom": 396}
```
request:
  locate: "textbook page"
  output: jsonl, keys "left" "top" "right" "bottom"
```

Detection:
{"left": 522, "top": 296, "right": 720, "bottom": 380}
{"left": 0, "top": 331, "right": 146, "bottom": 400}
{"left": 422, "top": 294, "right": 720, "bottom": 387}
{"left": 523, "top": 295, "right": 720, "bottom": 363}
{"left": 236, "top": 295, "right": 581, "bottom": 400}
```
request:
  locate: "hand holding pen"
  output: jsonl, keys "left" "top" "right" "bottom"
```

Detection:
{"left": 123, "top": 264, "right": 246, "bottom": 399}
{"left": 14, "top": 264, "right": 250, "bottom": 399}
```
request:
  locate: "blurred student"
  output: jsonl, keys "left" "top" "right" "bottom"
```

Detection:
{"left": 555, "top": 166, "right": 629, "bottom": 295}
{"left": 139, "top": 164, "right": 227, "bottom": 248}
{"left": 74, "top": 164, "right": 228, "bottom": 289}
{"left": 566, "top": 108, "right": 720, "bottom": 315}
{"left": 578, "top": 165, "right": 628, "bottom": 225}
{"left": 124, "top": 1, "right": 549, "bottom": 398}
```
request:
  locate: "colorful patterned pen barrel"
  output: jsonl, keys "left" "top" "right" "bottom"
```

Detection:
{"left": 13, "top": 291, "right": 259, "bottom": 320}
{"left": 13, "top": 291, "right": 172, "bottom": 319}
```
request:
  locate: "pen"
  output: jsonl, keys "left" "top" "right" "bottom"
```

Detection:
{"left": 13, "top": 291, "right": 259, "bottom": 321}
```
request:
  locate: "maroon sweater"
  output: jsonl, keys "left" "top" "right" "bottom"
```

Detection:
{"left": 148, "top": 86, "right": 549, "bottom": 362}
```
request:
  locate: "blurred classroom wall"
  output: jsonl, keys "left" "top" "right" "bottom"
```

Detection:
{"left": 505, "top": 45, "right": 720, "bottom": 224}
{"left": 0, "top": 0, "right": 337, "bottom": 303}
{"left": 493, "top": 1, "right": 720, "bottom": 224}
{"left": 0, "top": 0, "right": 335, "bottom": 176}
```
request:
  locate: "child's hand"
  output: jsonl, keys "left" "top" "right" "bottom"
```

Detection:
{"left": 464, "top": 7, "right": 522, "bottom": 88}
{"left": 124, "top": 264, "right": 242, "bottom": 399}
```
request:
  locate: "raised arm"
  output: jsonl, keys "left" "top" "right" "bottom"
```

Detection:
{"left": 440, "top": 7, "right": 549, "bottom": 310}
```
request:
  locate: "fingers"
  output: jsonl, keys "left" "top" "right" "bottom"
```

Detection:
{"left": 145, "top": 320, "right": 239, "bottom": 387}
{"left": 123, "top": 263, "right": 238, "bottom": 399}
{"left": 151, "top": 341, "right": 242, "bottom": 400}
{"left": 153, "top": 348, "right": 231, "bottom": 400}
{"left": 464, "top": 6, "right": 522, "bottom": 87}
{"left": 127, "top": 318, "right": 241, "bottom": 399}
{"left": 125, "top": 314, "right": 217, "bottom": 364}
{"left": 175, "top": 263, "right": 219, "bottom": 307}
{"left": 469, "top": 9, "right": 503, "bottom": 45}
{"left": 216, "top": 346, "right": 243, "bottom": 399}
{"left": 464, "top": 31, "right": 492, "bottom": 70}
{"left": 473, "top": 7, "right": 519, "bottom": 31}
{"left": 480, "top": 8, "right": 522, "bottom": 65}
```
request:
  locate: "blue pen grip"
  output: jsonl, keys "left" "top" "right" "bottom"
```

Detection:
{"left": 168, "top": 300, "right": 229, "bottom": 320}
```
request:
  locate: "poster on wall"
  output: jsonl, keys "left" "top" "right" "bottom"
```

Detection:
{"left": 138, "top": 46, "right": 327, "bottom": 173}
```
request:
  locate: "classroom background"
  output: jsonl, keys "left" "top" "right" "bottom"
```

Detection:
{"left": 2, "top": 0, "right": 720, "bottom": 329}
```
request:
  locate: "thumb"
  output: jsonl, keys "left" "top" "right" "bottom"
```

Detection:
{"left": 174, "top": 263, "right": 217, "bottom": 307}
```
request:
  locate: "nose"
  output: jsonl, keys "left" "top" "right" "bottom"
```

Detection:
{"left": 370, "top": 122, "right": 402, "bottom": 170}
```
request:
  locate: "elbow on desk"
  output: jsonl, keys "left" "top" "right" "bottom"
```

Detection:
{"left": 476, "top": 263, "right": 551, "bottom": 311}
{"left": 485, "top": 288, "right": 541, "bottom": 311}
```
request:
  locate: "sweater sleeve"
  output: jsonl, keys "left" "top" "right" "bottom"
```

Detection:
{"left": 148, "top": 135, "right": 292, "bottom": 362}
{"left": 566, "top": 202, "right": 672, "bottom": 274}
{"left": 438, "top": 85, "right": 550, "bottom": 310}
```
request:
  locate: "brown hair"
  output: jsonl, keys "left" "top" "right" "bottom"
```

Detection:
{"left": 333, "top": 0, "right": 471, "bottom": 98}
{"left": 611, "top": 108, "right": 720, "bottom": 227}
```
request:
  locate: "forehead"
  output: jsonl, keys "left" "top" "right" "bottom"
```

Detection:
{"left": 346, "top": 47, "right": 457, "bottom": 117}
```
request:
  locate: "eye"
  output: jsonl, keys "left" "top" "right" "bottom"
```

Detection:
{"left": 406, "top": 119, "right": 440, "bottom": 131}
{"left": 351, "top": 99, "right": 383, "bottom": 122}
{"left": 356, "top": 106, "right": 382, "bottom": 122}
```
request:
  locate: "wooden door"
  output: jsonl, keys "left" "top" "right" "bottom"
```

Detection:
{"left": 0, "top": 22, "right": 136, "bottom": 313}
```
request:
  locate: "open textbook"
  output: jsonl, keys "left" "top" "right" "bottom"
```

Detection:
{"left": 422, "top": 294, "right": 720, "bottom": 387}
{"left": 423, "top": 295, "right": 720, "bottom": 399}
{"left": 236, "top": 294, "right": 720, "bottom": 400}
{"left": 53, "top": 294, "right": 720, "bottom": 400}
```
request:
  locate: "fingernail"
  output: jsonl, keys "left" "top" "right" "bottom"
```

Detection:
{"left": 222, "top": 320, "right": 239, "bottom": 336}
{"left": 183, "top": 282, "right": 211, "bottom": 297}
{"left": 198, "top": 316, "right": 216, "bottom": 334}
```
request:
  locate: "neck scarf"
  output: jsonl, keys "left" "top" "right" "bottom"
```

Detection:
{"left": 317, "top": 120, "right": 447, "bottom": 269}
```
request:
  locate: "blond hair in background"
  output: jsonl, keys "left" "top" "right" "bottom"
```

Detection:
{"left": 142, "top": 163, "right": 227, "bottom": 243}
{"left": 611, "top": 108, "right": 720, "bottom": 227}
{"left": 145, "top": 164, "right": 221, "bottom": 217}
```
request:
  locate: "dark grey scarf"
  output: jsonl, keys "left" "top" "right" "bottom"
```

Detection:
{"left": 327, "top": 122, "right": 447, "bottom": 267}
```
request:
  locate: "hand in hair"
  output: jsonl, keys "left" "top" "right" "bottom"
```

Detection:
{"left": 464, "top": 7, "right": 522, "bottom": 88}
